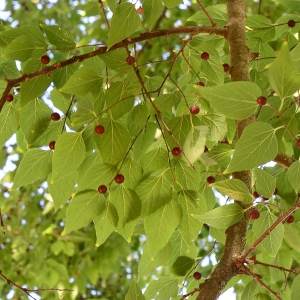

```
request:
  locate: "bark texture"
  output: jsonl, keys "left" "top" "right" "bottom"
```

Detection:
{"left": 196, "top": 1, "right": 252, "bottom": 299}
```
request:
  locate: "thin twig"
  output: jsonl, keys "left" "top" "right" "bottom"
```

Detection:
{"left": 98, "top": 0, "right": 110, "bottom": 29}
{"left": 240, "top": 199, "right": 300, "bottom": 260}
{"left": 196, "top": 0, "right": 216, "bottom": 27}
{"left": 241, "top": 265, "right": 282, "bottom": 300}
{"left": 0, "top": 209, "right": 5, "bottom": 234}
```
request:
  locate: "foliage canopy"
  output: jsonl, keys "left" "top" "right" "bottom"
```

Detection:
{"left": 1, "top": 0, "right": 300, "bottom": 299}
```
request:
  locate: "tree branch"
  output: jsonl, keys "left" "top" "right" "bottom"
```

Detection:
{"left": 0, "top": 25, "right": 227, "bottom": 112}
{"left": 196, "top": 0, "right": 252, "bottom": 298}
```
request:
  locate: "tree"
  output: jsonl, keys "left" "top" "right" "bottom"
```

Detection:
{"left": 1, "top": 0, "right": 300, "bottom": 299}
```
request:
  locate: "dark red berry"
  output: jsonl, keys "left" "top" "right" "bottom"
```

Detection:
{"left": 115, "top": 174, "right": 125, "bottom": 184}
{"left": 189, "top": 104, "right": 200, "bottom": 115}
{"left": 172, "top": 147, "right": 182, "bottom": 156}
{"left": 94, "top": 125, "right": 105, "bottom": 135}
{"left": 253, "top": 191, "right": 260, "bottom": 199}
{"left": 41, "top": 55, "right": 50, "bottom": 64}
{"left": 49, "top": 141, "right": 56, "bottom": 150}
{"left": 206, "top": 176, "right": 215, "bottom": 184}
{"left": 126, "top": 56, "right": 135, "bottom": 65}
{"left": 201, "top": 52, "right": 209, "bottom": 60}
{"left": 286, "top": 215, "right": 294, "bottom": 223}
{"left": 257, "top": 96, "right": 267, "bottom": 106}
{"left": 98, "top": 185, "right": 107, "bottom": 194}
{"left": 250, "top": 209, "right": 260, "bottom": 220}
{"left": 223, "top": 63, "right": 230, "bottom": 72}
{"left": 204, "top": 146, "right": 209, "bottom": 152}
{"left": 51, "top": 112, "right": 60, "bottom": 121}
{"left": 288, "top": 20, "right": 296, "bottom": 28}
{"left": 296, "top": 139, "right": 300, "bottom": 148}
{"left": 193, "top": 272, "right": 202, "bottom": 280}
{"left": 6, "top": 94, "right": 14, "bottom": 102}
{"left": 262, "top": 196, "right": 269, "bottom": 201}
{"left": 220, "top": 139, "right": 228, "bottom": 144}
{"left": 137, "top": 7, "right": 144, "bottom": 14}
{"left": 273, "top": 188, "right": 278, "bottom": 195}
{"left": 196, "top": 81, "right": 205, "bottom": 86}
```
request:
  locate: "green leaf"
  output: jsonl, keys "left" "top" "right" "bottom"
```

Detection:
{"left": 212, "top": 179, "right": 253, "bottom": 203}
{"left": 269, "top": 42, "right": 300, "bottom": 99}
{"left": 291, "top": 274, "right": 300, "bottom": 300}
{"left": 107, "top": 3, "right": 140, "bottom": 49}
{"left": 175, "top": 161, "right": 201, "bottom": 191}
{"left": 253, "top": 211, "right": 284, "bottom": 257}
{"left": 202, "top": 108, "right": 227, "bottom": 141}
{"left": 110, "top": 186, "right": 141, "bottom": 225}
{"left": 163, "top": 0, "right": 182, "bottom": 8}
{"left": 226, "top": 122, "right": 278, "bottom": 173}
{"left": 142, "top": 147, "right": 168, "bottom": 175}
{"left": 125, "top": 278, "right": 145, "bottom": 300}
{"left": 149, "top": 93, "right": 177, "bottom": 114}
{"left": 254, "top": 168, "right": 276, "bottom": 198}
{"left": 192, "top": 203, "right": 244, "bottom": 229}
{"left": 94, "top": 202, "right": 118, "bottom": 247}
{"left": 287, "top": 160, "right": 300, "bottom": 193}
{"left": 48, "top": 171, "right": 77, "bottom": 210}
{"left": 136, "top": 170, "right": 173, "bottom": 216}
{"left": 170, "top": 256, "right": 194, "bottom": 276}
{"left": 144, "top": 277, "right": 178, "bottom": 299}
{"left": 52, "top": 132, "right": 86, "bottom": 180}
{"left": 183, "top": 125, "right": 208, "bottom": 164}
{"left": 241, "top": 280, "right": 260, "bottom": 300}
{"left": 142, "top": 0, "right": 164, "bottom": 29}
{"left": 4, "top": 35, "right": 38, "bottom": 61}
{"left": 14, "top": 149, "right": 52, "bottom": 188}
{"left": 138, "top": 242, "right": 172, "bottom": 279}
{"left": 178, "top": 190, "right": 206, "bottom": 244}
{"left": 19, "top": 98, "right": 51, "bottom": 145}
{"left": 194, "top": 82, "right": 260, "bottom": 120}
{"left": 144, "top": 201, "right": 181, "bottom": 258}
{"left": 60, "top": 67, "right": 103, "bottom": 96}
{"left": 64, "top": 190, "right": 106, "bottom": 233}
{"left": 0, "top": 103, "right": 19, "bottom": 148}
{"left": 41, "top": 25, "right": 76, "bottom": 49}
{"left": 188, "top": 4, "right": 227, "bottom": 26}
{"left": 99, "top": 49, "right": 129, "bottom": 72}
{"left": 94, "top": 119, "right": 131, "bottom": 164}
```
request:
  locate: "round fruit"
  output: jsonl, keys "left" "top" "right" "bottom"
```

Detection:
{"left": 296, "top": 139, "right": 300, "bottom": 148}
{"left": 273, "top": 188, "right": 278, "bottom": 195}
{"left": 172, "top": 147, "right": 182, "bottom": 156}
{"left": 286, "top": 215, "right": 294, "bottom": 223}
{"left": 49, "top": 141, "right": 56, "bottom": 150}
{"left": 204, "top": 146, "right": 209, "bottom": 152}
{"left": 288, "top": 20, "right": 296, "bottom": 28}
{"left": 250, "top": 209, "right": 260, "bottom": 220}
{"left": 137, "top": 6, "right": 144, "bottom": 14}
{"left": 6, "top": 94, "right": 14, "bottom": 102}
{"left": 253, "top": 191, "right": 260, "bottom": 199}
{"left": 98, "top": 185, "right": 107, "bottom": 194}
{"left": 115, "top": 174, "right": 125, "bottom": 184}
{"left": 257, "top": 96, "right": 267, "bottom": 106}
{"left": 41, "top": 55, "right": 50, "bottom": 64}
{"left": 223, "top": 63, "right": 230, "bottom": 72}
{"left": 126, "top": 56, "right": 135, "bottom": 65}
{"left": 201, "top": 52, "right": 209, "bottom": 60}
{"left": 189, "top": 104, "right": 200, "bottom": 115}
{"left": 94, "top": 125, "right": 105, "bottom": 135}
{"left": 193, "top": 272, "right": 202, "bottom": 280}
{"left": 196, "top": 81, "right": 205, "bottom": 86}
{"left": 220, "top": 139, "right": 228, "bottom": 144}
{"left": 206, "top": 176, "right": 215, "bottom": 184}
{"left": 51, "top": 112, "right": 60, "bottom": 121}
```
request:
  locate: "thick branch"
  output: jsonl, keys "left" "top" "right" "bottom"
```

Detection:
{"left": 196, "top": 1, "right": 251, "bottom": 299}
{"left": 0, "top": 25, "right": 227, "bottom": 112}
